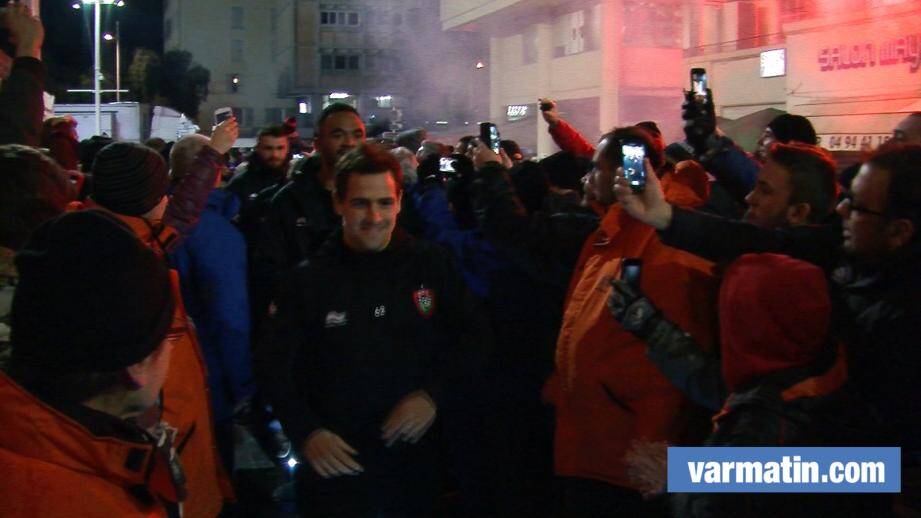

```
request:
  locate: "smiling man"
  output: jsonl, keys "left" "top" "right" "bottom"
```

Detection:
{"left": 262, "top": 144, "right": 489, "bottom": 517}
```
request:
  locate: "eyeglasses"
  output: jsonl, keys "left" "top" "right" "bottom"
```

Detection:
{"left": 839, "top": 192, "right": 887, "bottom": 218}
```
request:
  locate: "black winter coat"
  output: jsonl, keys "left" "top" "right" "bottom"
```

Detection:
{"left": 259, "top": 229, "right": 491, "bottom": 454}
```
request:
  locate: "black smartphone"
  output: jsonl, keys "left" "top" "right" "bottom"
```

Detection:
{"left": 621, "top": 139, "right": 647, "bottom": 193}
{"left": 621, "top": 258, "right": 642, "bottom": 287}
{"left": 479, "top": 122, "right": 501, "bottom": 154}
{"left": 690, "top": 68, "right": 708, "bottom": 99}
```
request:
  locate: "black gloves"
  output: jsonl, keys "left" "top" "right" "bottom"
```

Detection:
{"left": 608, "top": 278, "right": 660, "bottom": 338}
{"left": 682, "top": 89, "right": 716, "bottom": 157}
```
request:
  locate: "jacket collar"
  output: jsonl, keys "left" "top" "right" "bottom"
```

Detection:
{"left": 0, "top": 372, "right": 158, "bottom": 490}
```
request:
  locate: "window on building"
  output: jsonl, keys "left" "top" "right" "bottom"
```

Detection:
{"left": 321, "top": 54, "right": 333, "bottom": 70}
{"left": 231, "top": 39, "right": 243, "bottom": 62}
{"left": 523, "top": 25, "right": 538, "bottom": 65}
{"left": 231, "top": 6, "right": 244, "bottom": 29}
{"left": 335, "top": 55, "right": 347, "bottom": 70}
{"left": 347, "top": 55, "right": 360, "bottom": 70}
{"left": 365, "top": 54, "right": 376, "bottom": 70}
{"left": 621, "top": 0, "right": 682, "bottom": 48}
{"left": 265, "top": 108, "right": 284, "bottom": 125}
{"left": 321, "top": 11, "right": 360, "bottom": 26}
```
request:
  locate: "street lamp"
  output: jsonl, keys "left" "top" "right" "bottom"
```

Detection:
{"left": 76, "top": 0, "right": 125, "bottom": 135}
{"left": 103, "top": 22, "right": 121, "bottom": 102}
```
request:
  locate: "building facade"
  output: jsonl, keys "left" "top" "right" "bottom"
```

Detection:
{"left": 442, "top": 0, "right": 687, "bottom": 157}
{"left": 165, "top": 0, "right": 486, "bottom": 138}
{"left": 164, "top": 0, "right": 292, "bottom": 136}
{"left": 442, "top": 0, "right": 921, "bottom": 157}
{"left": 685, "top": 0, "right": 921, "bottom": 154}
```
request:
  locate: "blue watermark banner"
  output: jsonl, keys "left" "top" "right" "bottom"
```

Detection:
{"left": 667, "top": 447, "right": 900, "bottom": 493}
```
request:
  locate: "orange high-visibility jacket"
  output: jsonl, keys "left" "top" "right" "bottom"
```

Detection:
{"left": 545, "top": 163, "right": 720, "bottom": 490}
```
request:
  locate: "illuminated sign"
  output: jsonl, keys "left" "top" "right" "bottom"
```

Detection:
{"left": 819, "top": 34, "right": 921, "bottom": 73}
{"left": 506, "top": 104, "right": 531, "bottom": 122}
{"left": 760, "top": 49, "right": 786, "bottom": 77}
{"left": 817, "top": 134, "right": 891, "bottom": 152}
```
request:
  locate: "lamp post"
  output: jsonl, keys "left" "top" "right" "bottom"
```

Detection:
{"left": 75, "top": 0, "right": 125, "bottom": 135}
{"left": 104, "top": 21, "right": 121, "bottom": 102}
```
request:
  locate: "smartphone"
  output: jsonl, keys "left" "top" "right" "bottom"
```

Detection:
{"left": 479, "top": 122, "right": 501, "bottom": 154}
{"left": 621, "top": 140, "right": 647, "bottom": 193}
{"left": 690, "top": 68, "right": 708, "bottom": 98}
{"left": 439, "top": 157, "right": 456, "bottom": 173}
{"left": 621, "top": 258, "right": 642, "bottom": 287}
{"left": 214, "top": 106, "right": 234, "bottom": 125}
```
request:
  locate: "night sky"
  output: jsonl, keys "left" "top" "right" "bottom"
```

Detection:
{"left": 40, "top": 0, "right": 163, "bottom": 100}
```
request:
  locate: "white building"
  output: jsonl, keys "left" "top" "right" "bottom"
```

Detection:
{"left": 164, "top": 0, "right": 294, "bottom": 136}
{"left": 441, "top": 0, "right": 687, "bottom": 157}
{"left": 442, "top": 0, "right": 921, "bottom": 157}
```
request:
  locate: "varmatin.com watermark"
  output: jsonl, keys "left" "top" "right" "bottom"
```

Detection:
{"left": 668, "top": 447, "right": 900, "bottom": 493}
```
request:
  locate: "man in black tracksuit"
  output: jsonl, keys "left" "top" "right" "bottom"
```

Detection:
{"left": 262, "top": 144, "right": 489, "bottom": 517}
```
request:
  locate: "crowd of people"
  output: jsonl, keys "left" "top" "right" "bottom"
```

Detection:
{"left": 2, "top": 4, "right": 921, "bottom": 517}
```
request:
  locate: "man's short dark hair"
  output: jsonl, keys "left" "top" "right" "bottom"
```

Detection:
{"left": 317, "top": 103, "right": 361, "bottom": 134}
{"left": 767, "top": 142, "right": 839, "bottom": 223}
{"left": 597, "top": 126, "right": 665, "bottom": 173}
{"left": 257, "top": 125, "right": 288, "bottom": 140}
{"left": 334, "top": 144, "right": 403, "bottom": 200}
{"left": 866, "top": 143, "right": 921, "bottom": 242}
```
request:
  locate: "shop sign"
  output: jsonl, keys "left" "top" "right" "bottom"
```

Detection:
{"left": 818, "top": 34, "right": 921, "bottom": 73}
{"left": 506, "top": 104, "right": 532, "bottom": 122}
{"left": 816, "top": 134, "right": 891, "bottom": 151}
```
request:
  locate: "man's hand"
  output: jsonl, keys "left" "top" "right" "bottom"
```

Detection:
{"left": 682, "top": 89, "right": 716, "bottom": 156}
{"left": 302, "top": 429, "right": 363, "bottom": 478}
{"left": 608, "top": 276, "right": 660, "bottom": 338}
{"left": 3, "top": 3, "right": 43, "bottom": 59}
{"left": 613, "top": 158, "right": 673, "bottom": 230}
{"left": 381, "top": 390, "right": 436, "bottom": 447}
{"left": 539, "top": 97, "right": 560, "bottom": 127}
{"left": 209, "top": 117, "right": 239, "bottom": 155}
{"left": 625, "top": 439, "right": 668, "bottom": 499}
{"left": 469, "top": 138, "right": 512, "bottom": 170}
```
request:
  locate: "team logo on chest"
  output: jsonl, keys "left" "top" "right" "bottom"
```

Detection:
{"left": 412, "top": 286, "right": 435, "bottom": 319}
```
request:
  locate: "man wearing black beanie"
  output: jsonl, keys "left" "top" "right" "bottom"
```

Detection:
{"left": 0, "top": 210, "right": 184, "bottom": 516}
{"left": 70, "top": 121, "right": 242, "bottom": 516}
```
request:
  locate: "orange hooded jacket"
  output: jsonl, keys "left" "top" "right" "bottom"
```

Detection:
{"left": 544, "top": 162, "right": 720, "bottom": 490}
{"left": 0, "top": 372, "right": 171, "bottom": 517}
{"left": 66, "top": 201, "right": 234, "bottom": 517}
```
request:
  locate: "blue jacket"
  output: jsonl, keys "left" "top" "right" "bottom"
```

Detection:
{"left": 701, "top": 136, "right": 761, "bottom": 204}
{"left": 412, "top": 184, "right": 505, "bottom": 299}
{"left": 170, "top": 189, "right": 254, "bottom": 421}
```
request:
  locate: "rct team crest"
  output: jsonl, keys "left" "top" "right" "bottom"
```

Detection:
{"left": 413, "top": 286, "right": 435, "bottom": 319}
